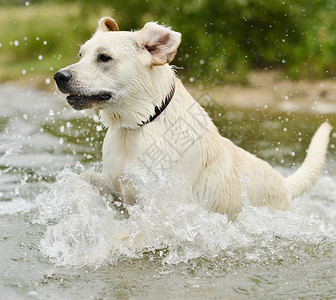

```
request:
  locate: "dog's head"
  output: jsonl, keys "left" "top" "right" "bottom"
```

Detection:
{"left": 54, "top": 17, "right": 181, "bottom": 128}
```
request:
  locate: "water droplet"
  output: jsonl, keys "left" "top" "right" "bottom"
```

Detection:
{"left": 93, "top": 114, "right": 99, "bottom": 122}
{"left": 14, "top": 40, "right": 19, "bottom": 47}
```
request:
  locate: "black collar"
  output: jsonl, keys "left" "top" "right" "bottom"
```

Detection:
{"left": 139, "top": 81, "right": 176, "bottom": 127}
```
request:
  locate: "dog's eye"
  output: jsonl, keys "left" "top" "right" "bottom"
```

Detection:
{"left": 98, "top": 54, "right": 112, "bottom": 62}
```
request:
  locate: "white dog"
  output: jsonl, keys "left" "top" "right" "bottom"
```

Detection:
{"left": 54, "top": 17, "right": 332, "bottom": 220}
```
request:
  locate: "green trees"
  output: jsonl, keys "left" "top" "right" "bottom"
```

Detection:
{"left": 109, "top": 0, "right": 336, "bottom": 82}
{"left": 2, "top": 0, "right": 336, "bottom": 83}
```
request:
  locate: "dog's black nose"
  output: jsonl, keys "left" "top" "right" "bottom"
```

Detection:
{"left": 54, "top": 69, "right": 73, "bottom": 85}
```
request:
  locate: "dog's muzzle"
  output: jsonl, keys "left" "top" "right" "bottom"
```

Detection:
{"left": 54, "top": 69, "right": 112, "bottom": 110}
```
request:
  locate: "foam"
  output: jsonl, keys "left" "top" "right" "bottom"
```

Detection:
{"left": 0, "top": 197, "right": 33, "bottom": 215}
{"left": 35, "top": 165, "right": 336, "bottom": 267}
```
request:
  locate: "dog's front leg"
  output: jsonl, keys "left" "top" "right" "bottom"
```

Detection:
{"left": 78, "top": 170, "right": 129, "bottom": 218}
{"left": 78, "top": 170, "right": 115, "bottom": 197}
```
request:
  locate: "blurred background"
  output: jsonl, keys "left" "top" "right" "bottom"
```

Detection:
{"left": 1, "top": 2, "right": 336, "bottom": 299}
{"left": 1, "top": 0, "right": 336, "bottom": 87}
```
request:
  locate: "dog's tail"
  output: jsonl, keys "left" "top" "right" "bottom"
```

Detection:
{"left": 285, "top": 122, "right": 332, "bottom": 199}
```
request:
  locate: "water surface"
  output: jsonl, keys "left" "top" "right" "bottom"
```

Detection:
{"left": 0, "top": 84, "right": 336, "bottom": 299}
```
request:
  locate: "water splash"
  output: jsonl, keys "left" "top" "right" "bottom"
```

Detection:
{"left": 36, "top": 165, "right": 336, "bottom": 267}
{"left": 0, "top": 197, "right": 33, "bottom": 215}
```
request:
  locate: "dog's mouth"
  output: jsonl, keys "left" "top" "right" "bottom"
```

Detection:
{"left": 66, "top": 93, "right": 112, "bottom": 110}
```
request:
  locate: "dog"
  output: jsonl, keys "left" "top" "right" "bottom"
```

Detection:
{"left": 54, "top": 17, "right": 332, "bottom": 220}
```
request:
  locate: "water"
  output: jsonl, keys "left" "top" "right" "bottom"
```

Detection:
{"left": 0, "top": 83, "right": 336, "bottom": 299}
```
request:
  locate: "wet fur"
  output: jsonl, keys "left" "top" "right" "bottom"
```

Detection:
{"left": 55, "top": 17, "right": 332, "bottom": 220}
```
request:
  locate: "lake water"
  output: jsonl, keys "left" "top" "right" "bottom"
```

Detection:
{"left": 1, "top": 83, "right": 336, "bottom": 299}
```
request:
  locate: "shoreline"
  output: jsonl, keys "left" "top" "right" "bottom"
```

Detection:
{"left": 3, "top": 70, "right": 336, "bottom": 116}
{"left": 188, "top": 71, "right": 336, "bottom": 115}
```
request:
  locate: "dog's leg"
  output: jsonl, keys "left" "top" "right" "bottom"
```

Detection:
{"left": 78, "top": 170, "right": 129, "bottom": 218}
{"left": 78, "top": 170, "right": 114, "bottom": 197}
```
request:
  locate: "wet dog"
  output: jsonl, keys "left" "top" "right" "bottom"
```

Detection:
{"left": 54, "top": 17, "right": 332, "bottom": 220}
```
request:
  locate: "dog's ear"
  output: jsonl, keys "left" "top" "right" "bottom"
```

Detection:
{"left": 97, "top": 17, "right": 119, "bottom": 32}
{"left": 136, "top": 22, "right": 181, "bottom": 66}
